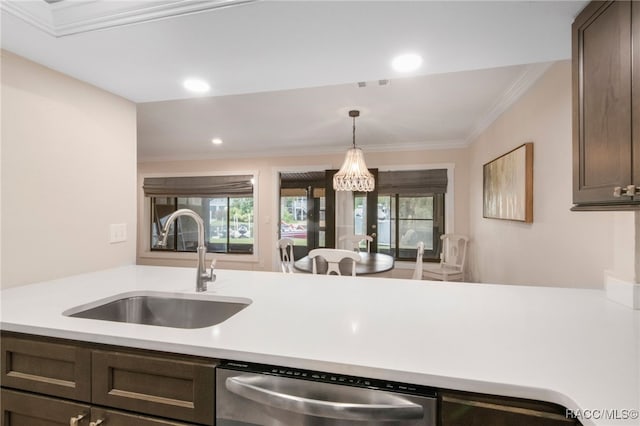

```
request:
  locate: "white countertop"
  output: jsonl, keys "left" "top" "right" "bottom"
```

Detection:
{"left": 1, "top": 265, "right": 639, "bottom": 425}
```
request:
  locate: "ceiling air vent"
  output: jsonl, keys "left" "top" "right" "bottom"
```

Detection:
{"left": 356, "top": 80, "right": 390, "bottom": 88}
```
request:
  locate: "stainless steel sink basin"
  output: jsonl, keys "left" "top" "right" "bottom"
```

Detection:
{"left": 63, "top": 291, "right": 251, "bottom": 329}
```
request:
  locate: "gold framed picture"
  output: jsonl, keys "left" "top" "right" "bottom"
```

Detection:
{"left": 483, "top": 143, "right": 533, "bottom": 223}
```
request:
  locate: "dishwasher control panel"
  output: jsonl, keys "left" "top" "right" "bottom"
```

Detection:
{"left": 219, "top": 360, "right": 437, "bottom": 398}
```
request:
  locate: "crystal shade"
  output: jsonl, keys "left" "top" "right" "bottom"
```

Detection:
{"left": 332, "top": 110, "right": 375, "bottom": 192}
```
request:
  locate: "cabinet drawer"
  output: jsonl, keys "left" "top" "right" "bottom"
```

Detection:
{"left": 92, "top": 350, "right": 215, "bottom": 425}
{"left": 1, "top": 335, "right": 91, "bottom": 402}
{"left": 1, "top": 388, "right": 91, "bottom": 426}
{"left": 91, "top": 407, "right": 198, "bottom": 426}
{"left": 440, "top": 391, "right": 577, "bottom": 426}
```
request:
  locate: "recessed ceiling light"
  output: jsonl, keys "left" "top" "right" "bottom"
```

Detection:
{"left": 183, "top": 78, "right": 210, "bottom": 93}
{"left": 391, "top": 53, "right": 423, "bottom": 72}
{"left": 211, "top": 138, "right": 223, "bottom": 145}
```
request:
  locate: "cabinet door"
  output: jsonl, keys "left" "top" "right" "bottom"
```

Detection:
{"left": 1, "top": 389, "right": 90, "bottom": 426}
{"left": 90, "top": 407, "right": 196, "bottom": 426}
{"left": 572, "top": 0, "right": 635, "bottom": 207}
{"left": 440, "top": 391, "right": 577, "bottom": 426}
{"left": 92, "top": 350, "right": 215, "bottom": 425}
{"left": 1, "top": 334, "right": 91, "bottom": 402}
{"left": 632, "top": 1, "right": 640, "bottom": 195}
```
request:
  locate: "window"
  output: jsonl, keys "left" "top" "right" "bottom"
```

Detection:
{"left": 377, "top": 193, "right": 444, "bottom": 260}
{"left": 143, "top": 175, "right": 255, "bottom": 254}
{"left": 278, "top": 168, "right": 448, "bottom": 261}
{"left": 358, "top": 169, "right": 447, "bottom": 261}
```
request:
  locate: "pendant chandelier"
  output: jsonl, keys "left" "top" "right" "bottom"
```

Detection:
{"left": 333, "top": 110, "right": 375, "bottom": 192}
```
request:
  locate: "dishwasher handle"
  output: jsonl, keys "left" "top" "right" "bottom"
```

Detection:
{"left": 225, "top": 375, "right": 424, "bottom": 421}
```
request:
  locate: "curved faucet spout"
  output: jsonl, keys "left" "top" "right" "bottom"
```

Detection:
{"left": 160, "top": 208, "right": 215, "bottom": 292}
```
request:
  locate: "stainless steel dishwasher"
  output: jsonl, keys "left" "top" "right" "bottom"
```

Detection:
{"left": 216, "top": 361, "right": 437, "bottom": 425}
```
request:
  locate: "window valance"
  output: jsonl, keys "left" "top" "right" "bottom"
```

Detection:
{"left": 377, "top": 169, "right": 448, "bottom": 195}
{"left": 279, "top": 171, "right": 326, "bottom": 189}
{"left": 143, "top": 175, "right": 254, "bottom": 198}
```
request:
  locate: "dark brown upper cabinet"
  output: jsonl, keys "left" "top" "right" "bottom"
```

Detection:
{"left": 572, "top": 0, "right": 640, "bottom": 210}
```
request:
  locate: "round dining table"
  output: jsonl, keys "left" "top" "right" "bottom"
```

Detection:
{"left": 293, "top": 252, "right": 395, "bottom": 276}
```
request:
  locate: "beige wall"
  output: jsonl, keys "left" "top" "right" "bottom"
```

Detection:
{"left": 468, "top": 60, "right": 616, "bottom": 288}
{"left": 1, "top": 50, "right": 137, "bottom": 288}
{"left": 137, "top": 148, "right": 469, "bottom": 276}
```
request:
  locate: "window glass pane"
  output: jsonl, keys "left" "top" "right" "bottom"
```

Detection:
{"left": 354, "top": 194, "right": 366, "bottom": 236}
{"left": 377, "top": 195, "right": 392, "bottom": 255}
{"left": 176, "top": 197, "right": 206, "bottom": 251}
{"left": 229, "top": 197, "right": 254, "bottom": 253}
{"left": 398, "top": 196, "right": 434, "bottom": 259}
{"left": 280, "top": 195, "right": 308, "bottom": 246}
{"left": 389, "top": 196, "right": 398, "bottom": 256}
{"left": 151, "top": 197, "right": 176, "bottom": 250}
{"left": 209, "top": 198, "right": 228, "bottom": 253}
{"left": 318, "top": 193, "right": 326, "bottom": 247}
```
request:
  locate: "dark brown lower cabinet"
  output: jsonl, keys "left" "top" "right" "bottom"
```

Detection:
{"left": 440, "top": 391, "right": 579, "bottom": 426}
{"left": 0, "top": 333, "right": 215, "bottom": 426}
{"left": 90, "top": 407, "right": 194, "bottom": 426}
{"left": 92, "top": 350, "right": 215, "bottom": 424}
{"left": 1, "top": 389, "right": 90, "bottom": 426}
{"left": 0, "top": 334, "right": 91, "bottom": 402}
{"left": 1, "top": 389, "right": 195, "bottom": 426}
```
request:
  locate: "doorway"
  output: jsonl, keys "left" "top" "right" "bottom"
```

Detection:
{"left": 279, "top": 171, "right": 327, "bottom": 259}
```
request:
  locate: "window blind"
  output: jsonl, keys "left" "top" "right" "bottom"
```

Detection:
{"left": 377, "top": 169, "right": 447, "bottom": 195}
{"left": 279, "top": 171, "right": 326, "bottom": 189}
{"left": 143, "top": 175, "right": 254, "bottom": 198}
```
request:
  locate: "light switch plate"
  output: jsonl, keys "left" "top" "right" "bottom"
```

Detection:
{"left": 109, "top": 223, "right": 127, "bottom": 243}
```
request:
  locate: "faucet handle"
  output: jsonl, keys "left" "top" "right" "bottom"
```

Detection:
{"left": 207, "top": 259, "right": 217, "bottom": 283}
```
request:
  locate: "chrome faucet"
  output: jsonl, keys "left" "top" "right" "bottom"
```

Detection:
{"left": 159, "top": 208, "right": 216, "bottom": 292}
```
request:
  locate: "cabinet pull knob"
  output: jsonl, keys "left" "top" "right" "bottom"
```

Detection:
{"left": 70, "top": 414, "right": 86, "bottom": 426}
{"left": 89, "top": 420, "right": 104, "bottom": 426}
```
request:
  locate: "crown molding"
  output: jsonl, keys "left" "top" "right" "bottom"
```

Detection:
{"left": 139, "top": 139, "right": 469, "bottom": 163}
{"left": 1, "top": 0, "right": 256, "bottom": 37}
{"left": 465, "top": 61, "right": 553, "bottom": 144}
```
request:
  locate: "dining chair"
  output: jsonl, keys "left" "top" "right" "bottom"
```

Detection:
{"left": 276, "top": 238, "right": 295, "bottom": 273}
{"left": 422, "top": 234, "right": 469, "bottom": 282}
{"left": 339, "top": 234, "right": 373, "bottom": 252}
{"left": 308, "top": 248, "right": 361, "bottom": 276}
{"left": 412, "top": 241, "right": 425, "bottom": 280}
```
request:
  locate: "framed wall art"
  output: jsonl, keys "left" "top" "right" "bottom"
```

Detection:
{"left": 483, "top": 142, "right": 533, "bottom": 223}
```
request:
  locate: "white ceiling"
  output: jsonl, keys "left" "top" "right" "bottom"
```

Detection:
{"left": 1, "top": 0, "right": 588, "bottom": 161}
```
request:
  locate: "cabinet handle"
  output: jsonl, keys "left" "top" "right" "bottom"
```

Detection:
{"left": 70, "top": 414, "right": 86, "bottom": 426}
{"left": 613, "top": 185, "right": 638, "bottom": 197}
{"left": 89, "top": 420, "right": 104, "bottom": 426}
{"left": 614, "top": 186, "right": 622, "bottom": 197}
{"left": 624, "top": 185, "right": 638, "bottom": 197}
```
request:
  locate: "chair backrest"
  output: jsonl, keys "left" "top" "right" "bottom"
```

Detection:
{"left": 276, "top": 238, "right": 295, "bottom": 273}
{"left": 412, "top": 241, "right": 425, "bottom": 280}
{"left": 308, "top": 248, "right": 361, "bottom": 276}
{"left": 339, "top": 234, "right": 373, "bottom": 252}
{"left": 440, "top": 234, "right": 469, "bottom": 272}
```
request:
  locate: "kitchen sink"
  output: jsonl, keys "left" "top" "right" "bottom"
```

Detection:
{"left": 63, "top": 291, "right": 251, "bottom": 329}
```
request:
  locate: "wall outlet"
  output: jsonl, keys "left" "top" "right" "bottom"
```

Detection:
{"left": 109, "top": 223, "right": 127, "bottom": 244}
